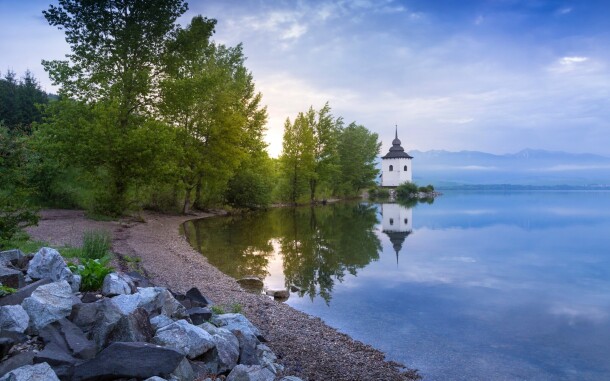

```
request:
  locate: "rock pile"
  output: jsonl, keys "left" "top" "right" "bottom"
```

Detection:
{"left": 0, "top": 248, "right": 302, "bottom": 381}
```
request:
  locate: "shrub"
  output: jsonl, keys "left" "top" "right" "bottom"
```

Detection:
{"left": 369, "top": 187, "right": 390, "bottom": 199}
{"left": 70, "top": 258, "right": 113, "bottom": 291}
{"left": 0, "top": 193, "right": 39, "bottom": 250}
{"left": 82, "top": 230, "right": 111, "bottom": 260}
{"left": 396, "top": 182, "right": 419, "bottom": 199}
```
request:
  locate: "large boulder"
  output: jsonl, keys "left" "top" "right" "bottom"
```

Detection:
{"left": 33, "top": 342, "right": 80, "bottom": 380}
{"left": 256, "top": 344, "right": 283, "bottom": 375}
{"left": 21, "top": 281, "right": 75, "bottom": 332}
{"left": 0, "top": 305, "right": 29, "bottom": 333}
{"left": 186, "top": 307, "right": 212, "bottom": 325}
{"left": 0, "top": 337, "right": 14, "bottom": 359}
{"left": 0, "top": 278, "right": 53, "bottom": 306}
{"left": 101, "top": 272, "right": 136, "bottom": 297}
{"left": 0, "top": 362, "right": 60, "bottom": 381}
{"left": 89, "top": 299, "right": 153, "bottom": 350}
{"left": 39, "top": 318, "right": 96, "bottom": 360}
{"left": 153, "top": 320, "right": 215, "bottom": 359}
{"left": 226, "top": 364, "right": 275, "bottom": 381}
{"left": 185, "top": 287, "right": 212, "bottom": 307}
{"left": 0, "top": 351, "right": 36, "bottom": 375}
{"left": 69, "top": 302, "right": 100, "bottom": 334}
{"left": 211, "top": 313, "right": 264, "bottom": 365}
{"left": 72, "top": 342, "right": 185, "bottom": 381}
{"left": 111, "top": 287, "right": 187, "bottom": 319}
{"left": 27, "top": 248, "right": 80, "bottom": 292}
{"left": 0, "top": 266, "right": 25, "bottom": 289}
{"left": 199, "top": 322, "right": 240, "bottom": 374}
{"left": 0, "top": 249, "right": 25, "bottom": 267}
{"left": 150, "top": 314, "right": 174, "bottom": 331}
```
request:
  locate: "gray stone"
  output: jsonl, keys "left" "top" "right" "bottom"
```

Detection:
{"left": 72, "top": 342, "right": 185, "bottom": 381}
{"left": 33, "top": 342, "right": 79, "bottom": 379}
{"left": 265, "top": 289, "right": 290, "bottom": 299}
{"left": 27, "top": 248, "right": 79, "bottom": 292}
{"left": 256, "top": 344, "right": 282, "bottom": 375}
{"left": 21, "top": 281, "right": 74, "bottom": 332}
{"left": 153, "top": 320, "right": 215, "bottom": 359}
{"left": 101, "top": 272, "right": 136, "bottom": 296}
{"left": 0, "top": 337, "right": 14, "bottom": 359}
{"left": 236, "top": 277, "right": 264, "bottom": 290}
{"left": 150, "top": 314, "right": 174, "bottom": 331}
{"left": 0, "top": 249, "right": 25, "bottom": 267}
{"left": 0, "top": 351, "right": 35, "bottom": 375}
{"left": 39, "top": 318, "right": 96, "bottom": 360}
{"left": 125, "top": 271, "right": 151, "bottom": 287}
{"left": 0, "top": 362, "right": 60, "bottom": 381}
{"left": 0, "top": 278, "right": 53, "bottom": 306}
{"left": 279, "top": 377, "right": 304, "bottom": 381}
{"left": 211, "top": 313, "right": 264, "bottom": 365}
{"left": 0, "top": 266, "right": 25, "bottom": 289}
{"left": 0, "top": 305, "right": 29, "bottom": 333}
{"left": 89, "top": 299, "right": 153, "bottom": 350}
{"left": 69, "top": 302, "right": 100, "bottom": 333}
{"left": 144, "top": 378, "right": 168, "bottom": 381}
{"left": 199, "top": 322, "right": 239, "bottom": 374}
{"left": 185, "top": 287, "right": 211, "bottom": 307}
{"left": 170, "top": 357, "right": 195, "bottom": 381}
{"left": 226, "top": 364, "right": 275, "bottom": 381}
{"left": 112, "top": 287, "right": 187, "bottom": 319}
{"left": 186, "top": 307, "right": 212, "bottom": 325}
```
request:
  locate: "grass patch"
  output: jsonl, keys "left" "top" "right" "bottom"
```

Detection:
{"left": 82, "top": 230, "right": 111, "bottom": 260}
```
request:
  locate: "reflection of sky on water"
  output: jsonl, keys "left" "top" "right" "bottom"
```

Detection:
{"left": 287, "top": 192, "right": 610, "bottom": 381}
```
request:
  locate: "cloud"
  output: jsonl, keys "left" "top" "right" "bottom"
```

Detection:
{"left": 556, "top": 7, "right": 573, "bottom": 15}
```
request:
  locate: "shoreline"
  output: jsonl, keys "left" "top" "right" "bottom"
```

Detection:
{"left": 27, "top": 209, "right": 420, "bottom": 381}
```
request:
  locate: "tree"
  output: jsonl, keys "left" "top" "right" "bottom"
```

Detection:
{"left": 336, "top": 122, "right": 381, "bottom": 195}
{"left": 279, "top": 113, "right": 315, "bottom": 204}
{"left": 307, "top": 103, "right": 342, "bottom": 201}
{"left": 158, "top": 16, "right": 268, "bottom": 212}
{"left": 41, "top": 0, "right": 189, "bottom": 214}
{"left": 0, "top": 70, "right": 48, "bottom": 133}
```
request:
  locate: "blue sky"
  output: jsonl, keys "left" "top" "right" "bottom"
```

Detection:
{"left": 1, "top": 0, "right": 609, "bottom": 157}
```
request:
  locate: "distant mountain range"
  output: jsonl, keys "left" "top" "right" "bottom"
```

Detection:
{"left": 386, "top": 149, "right": 610, "bottom": 189}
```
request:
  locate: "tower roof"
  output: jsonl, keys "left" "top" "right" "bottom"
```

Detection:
{"left": 382, "top": 125, "right": 413, "bottom": 159}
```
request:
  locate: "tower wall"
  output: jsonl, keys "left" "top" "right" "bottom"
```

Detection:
{"left": 381, "top": 157, "right": 412, "bottom": 187}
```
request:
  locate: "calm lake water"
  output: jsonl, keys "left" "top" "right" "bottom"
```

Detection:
{"left": 182, "top": 192, "right": 610, "bottom": 381}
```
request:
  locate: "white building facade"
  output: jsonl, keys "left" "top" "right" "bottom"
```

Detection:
{"left": 381, "top": 128, "right": 413, "bottom": 187}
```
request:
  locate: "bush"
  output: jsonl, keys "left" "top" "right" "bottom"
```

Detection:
{"left": 396, "top": 182, "right": 419, "bottom": 199}
{"left": 0, "top": 192, "right": 39, "bottom": 249}
{"left": 82, "top": 230, "right": 111, "bottom": 260}
{"left": 70, "top": 258, "right": 113, "bottom": 291}
{"left": 369, "top": 187, "right": 390, "bottom": 199}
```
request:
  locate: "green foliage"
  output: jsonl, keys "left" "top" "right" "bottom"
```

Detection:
{"left": 82, "top": 230, "right": 112, "bottom": 260}
{"left": 210, "top": 305, "right": 225, "bottom": 315}
{"left": 396, "top": 182, "right": 419, "bottom": 199}
{"left": 335, "top": 123, "right": 381, "bottom": 195}
{"left": 0, "top": 70, "right": 49, "bottom": 134}
{"left": 226, "top": 152, "right": 274, "bottom": 209}
{"left": 230, "top": 303, "right": 243, "bottom": 314}
{"left": 209, "top": 303, "right": 242, "bottom": 315}
{"left": 0, "top": 285, "right": 17, "bottom": 297}
{"left": 369, "top": 187, "right": 390, "bottom": 199}
{"left": 72, "top": 258, "right": 113, "bottom": 292}
{"left": 279, "top": 114, "right": 316, "bottom": 203}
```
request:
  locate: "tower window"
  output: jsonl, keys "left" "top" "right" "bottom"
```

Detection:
{"left": 404, "top": 218, "right": 408, "bottom": 224}
{"left": 389, "top": 218, "right": 394, "bottom": 225}
{"left": 404, "top": 165, "right": 408, "bottom": 171}
{"left": 389, "top": 165, "right": 393, "bottom": 171}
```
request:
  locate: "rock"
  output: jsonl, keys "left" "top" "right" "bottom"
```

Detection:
{"left": 89, "top": 299, "right": 153, "bottom": 349}
{"left": 150, "top": 314, "right": 174, "bottom": 331}
{"left": 79, "top": 292, "right": 101, "bottom": 303}
{"left": 185, "top": 287, "right": 211, "bottom": 307}
{"left": 153, "top": 320, "right": 215, "bottom": 359}
{"left": 256, "top": 344, "right": 283, "bottom": 375}
{"left": 0, "top": 266, "right": 25, "bottom": 289}
{"left": 112, "top": 287, "right": 187, "bottom": 319}
{"left": 39, "top": 318, "right": 96, "bottom": 360}
{"left": 0, "top": 249, "right": 25, "bottom": 267}
{"left": 125, "top": 271, "right": 152, "bottom": 287}
{"left": 211, "top": 314, "right": 262, "bottom": 366}
{"left": 186, "top": 307, "right": 212, "bottom": 325}
{"left": 0, "top": 362, "right": 60, "bottom": 381}
{"left": 26, "top": 248, "right": 79, "bottom": 292}
{"left": 0, "top": 305, "right": 29, "bottom": 333}
{"left": 33, "top": 342, "right": 79, "bottom": 379}
{"left": 0, "top": 351, "right": 35, "bottom": 375}
{"left": 199, "top": 322, "right": 239, "bottom": 374}
{"left": 0, "top": 278, "right": 53, "bottom": 306}
{"left": 279, "top": 377, "right": 304, "bottom": 381}
{"left": 72, "top": 342, "right": 185, "bottom": 381}
{"left": 289, "top": 285, "right": 302, "bottom": 293}
{"left": 236, "top": 276, "right": 264, "bottom": 290}
{"left": 265, "top": 289, "right": 289, "bottom": 300}
{"left": 144, "top": 377, "right": 168, "bottom": 381}
{"left": 21, "top": 281, "right": 74, "bottom": 332}
{"left": 170, "top": 357, "right": 195, "bottom": 381}
{"left": 69, "top": 302, "right": 100, "bottom": 334}
{"left": 0, "top": 337, "right": 14, "bottom": 359}
{"left": 226, "top": 364, "right": 275, "bottom": 381}
{"left": 101, "top": 272, "right": 136, "bottom": 297}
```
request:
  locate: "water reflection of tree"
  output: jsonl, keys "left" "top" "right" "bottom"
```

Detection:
{"left": 183, "top": 203, "right": 381, "bottom": 304}
{"left": 182, "top": 213, "right": 276, "bottom": 279}
{"left": 280, "top": 203, "right": 381, "bottom": 304}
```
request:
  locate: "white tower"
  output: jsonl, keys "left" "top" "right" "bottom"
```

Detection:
{"left": 381, "top": 203, "right": 413, "bottom": 264}
{"left": 381, "top": 126, "right": 413, "bottom": 187}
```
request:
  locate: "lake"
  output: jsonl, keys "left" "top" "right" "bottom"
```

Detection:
{"left": 182, "top": 191, "right": 610, "bottom": 381}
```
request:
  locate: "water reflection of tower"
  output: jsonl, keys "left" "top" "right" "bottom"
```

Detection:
{"left": 381, "top": 203, "right": 413, "bottom": 264}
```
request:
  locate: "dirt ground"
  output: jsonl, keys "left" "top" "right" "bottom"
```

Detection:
{"left": 27, "top": 209, "right": 420, "bottom": 381}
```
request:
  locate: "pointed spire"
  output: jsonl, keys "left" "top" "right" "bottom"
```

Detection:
{"left": 395, "top": 124, "right": 398, "bottom": 140}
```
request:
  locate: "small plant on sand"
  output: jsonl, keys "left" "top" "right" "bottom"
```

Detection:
{"left": 69, "top": 258, "right": 113, "bottom": 291}
{"left": 211, "top": 305, "right": 225, "bottom": 315}
{"left": 0, "top": 285, "right": 17, "bottom": 297}
{"left": 230, "top": 302, "right": 243, "bottom": 314}
{"left": 82, "top": 230, "right": 112, "bottom": 260}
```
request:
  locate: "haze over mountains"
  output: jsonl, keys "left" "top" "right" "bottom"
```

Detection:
{"left": 404, "top": 149, "right": 610, "bottom": 188}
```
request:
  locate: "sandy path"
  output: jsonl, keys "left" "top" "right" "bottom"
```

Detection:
{"left": 27, "top": 209, "right": 419, "bottom": 381}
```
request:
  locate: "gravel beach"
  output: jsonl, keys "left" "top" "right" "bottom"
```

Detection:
{"left": 27, "top": 209, "right": 420, "bottom": 381}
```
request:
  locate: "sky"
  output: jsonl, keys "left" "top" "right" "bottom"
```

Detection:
{"left": 1, "top": 0, "right": 609, "bottom": 157}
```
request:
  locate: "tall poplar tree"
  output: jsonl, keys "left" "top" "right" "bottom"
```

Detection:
{"left": 280, "top": 113, "right": 315, "bottom": 203}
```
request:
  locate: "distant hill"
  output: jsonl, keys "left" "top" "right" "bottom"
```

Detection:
{"left": 390, "top": 149, "right": 610, "bottom": 189}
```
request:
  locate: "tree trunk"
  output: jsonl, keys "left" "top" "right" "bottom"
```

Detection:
{"left": 182, "top": 186, "right": 193, "bottom": 214}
